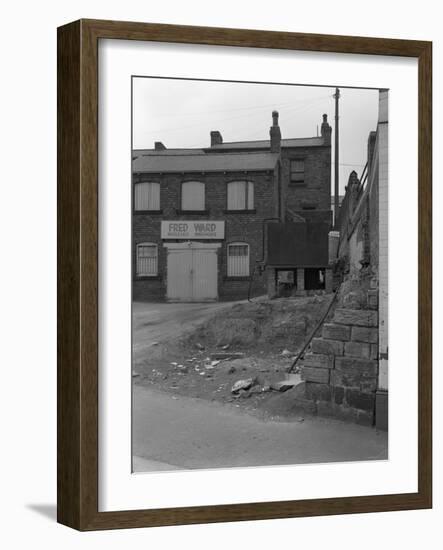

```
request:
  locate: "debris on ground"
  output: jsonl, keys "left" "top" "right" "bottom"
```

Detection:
{"left": 271, "top": 380, "right": 295, "bottom": 392}
{"left": 210, "top": 352, "right": 245, "bottom": 361}
{"left": 231, "top": 377, "right": 256, "bottom": 394}
{"left": 135, "top": 296, "right": 333, "bottom": 420}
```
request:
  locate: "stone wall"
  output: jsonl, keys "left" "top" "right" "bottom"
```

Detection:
{"left": 295, "top": 284, "right": 379, "bottom": 425}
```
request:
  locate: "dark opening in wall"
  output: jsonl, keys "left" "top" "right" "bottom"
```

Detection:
{"left": 276, "top": 269, "right": 296, "bottom": 297}
{"left": 305, "top": 268, "right": 326, "bottom": 290}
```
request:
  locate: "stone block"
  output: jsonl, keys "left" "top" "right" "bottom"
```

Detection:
{"left": 342, "top": 290, "right": 366, "bottom": 310}
{"left": 359, "top": 379, "right": 378, "bottom": 392}
{"left": 322, "top": 323, "right": 351, "bottom": 341}
{"left": 351, "top": 326, "right": 379, "bottom": 344}
{"left": 332, "top": 357, "right": 378, "bottom": 391}
{"left": 301, "top": 367, "right": 330, "bottom": 384}
{"left": 345, "top": 388, "right": 376, "bottom": 412}
{"left": 370, "top": 344, "right": 378, "bottom": 360}
{"left": 330, "top": 373, "right": 376, "bottom": 392}
{"left": 367, "top": 289, "right": 378, "bottom": 310}
{"left": 344, "top": 341, "right": 371, "bottom": 359}
{"left": 311, "top": 338, "right": 344, "bottom": 356}
{"left": 305, "top": 382, "right": 332, "bottom": 402}
{"left": 333, "top": 308, "right": 378, "bottom": 327}
{"left": 302, "top": 353, "right": 334, "bottom": 369}
{"left": 335, "top": 356, "right": 378, "bottom": 376}
{"left": 333, "top": 385, "right": 345, "bottom": 405}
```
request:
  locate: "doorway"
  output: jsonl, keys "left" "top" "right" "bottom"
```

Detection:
{"left": 164, "top": 241, "right": 220, "bottom": 302}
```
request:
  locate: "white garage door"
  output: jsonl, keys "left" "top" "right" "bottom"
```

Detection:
{"left": 164, "top": 242, "right": 220, "bottom": 302}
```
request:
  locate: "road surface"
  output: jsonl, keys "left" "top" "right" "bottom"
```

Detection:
{"left": 133, "top": 384, "right": 388, "bottom": 472}
{"left": 132, "top": 300, "right": 246, "bottom": 364}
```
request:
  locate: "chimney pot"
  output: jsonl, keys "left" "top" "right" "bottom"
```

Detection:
{"left": 210, "top": 131, "right": 223, "bottom": 147}
{"left": 270, "top": 110, "right": 281, "bottom": 152}
{"left": 321, "top": 113, "right": 332, "bottom": 145}
{"left": 272, "top": 110, "right": 279, "bottom": 126}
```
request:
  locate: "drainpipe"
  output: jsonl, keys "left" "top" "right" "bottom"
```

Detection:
{"left": 247, "top": 217, "right": 281, "bottom": 302}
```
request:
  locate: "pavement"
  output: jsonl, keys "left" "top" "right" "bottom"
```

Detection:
{"left": 133, "top": 384, "right": 388, "bottom": 472}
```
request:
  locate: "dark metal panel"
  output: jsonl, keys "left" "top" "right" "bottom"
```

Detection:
{"left": 267, "top": 221, "right": 329, "bottom": 267}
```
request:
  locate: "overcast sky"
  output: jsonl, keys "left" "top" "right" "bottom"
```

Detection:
{"left": 133, "top": 78, "right": 381, "bottom": 195}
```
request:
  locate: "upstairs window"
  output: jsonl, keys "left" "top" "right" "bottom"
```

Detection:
{"left": 181, "top": 181, "right": 205, "bottom": 211}
{"left": 136, "top": 243, "right": 158, "bottom": 276}
{"left": 134, "top": 182, "right": 160, "bottom": 211}
{"left": 227, "top": 181, "right": 254, "bottom": 210}
{"left": 290, "top": 159, "right": 305, "bottom": 183}
{"left": 227, "top": 242, "right": 250, "bottom": 277}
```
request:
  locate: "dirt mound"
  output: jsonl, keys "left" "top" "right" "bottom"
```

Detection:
{"left": 181, "top": 296, "right": 331, "bottom": 352}
{"left": 134, "top": 295, "right": 336, "bottom": 420}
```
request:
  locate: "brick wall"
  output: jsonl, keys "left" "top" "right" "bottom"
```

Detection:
{"left": 132, "top": 169, "right": 277, "bottom": 301}
{"left": 280, "top": 146, "right": 331, "bottom": 214}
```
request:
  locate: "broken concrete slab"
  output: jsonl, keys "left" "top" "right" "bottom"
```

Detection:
{"left": 271, "top": 380, "right": 294, "bottom": 392}
{"left": 231, "top": 377, "right": 256, "bottom": 394}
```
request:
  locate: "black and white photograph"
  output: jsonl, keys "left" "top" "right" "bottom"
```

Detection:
{"left": 131, "top": 77, "right": 389, "bottom": 473}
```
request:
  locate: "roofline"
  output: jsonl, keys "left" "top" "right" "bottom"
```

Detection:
{"left": 212, "top": 136, "right": 321, "bottom": 146}
{"left": 133, "top": 137, "right": 328, "bottom": 154}
{"left": 133, "top": 168, "right": 277, "bottom": 175}
{"left": 136, "top": 150, "right": 280, "bottom": 157}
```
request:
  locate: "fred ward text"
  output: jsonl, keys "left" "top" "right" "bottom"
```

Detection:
{"left": 161, "top": 221, "right": 225, "bottom": 240}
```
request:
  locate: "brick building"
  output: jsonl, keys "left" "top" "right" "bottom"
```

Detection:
{"left": 132, "top": 111, "right": 332, "bottom": 302}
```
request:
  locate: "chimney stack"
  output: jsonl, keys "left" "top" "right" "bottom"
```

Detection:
{"left": 321, "top": 113, "right": 332, "bottom": 145}
{"left": 154, "top": 141, "right": 166, "bottom": 151}
{"left": 270, "top": 110, "right": 281, "bottom": 153}
{"left": 210, "top": 131, "right": 223, "bottom": 147}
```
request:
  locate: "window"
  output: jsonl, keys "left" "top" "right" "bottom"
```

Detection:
{"left": 181, "top": 181, "right": 205, "bottom": 211}
{"left": 136, "top": 243, "right": 158, "bottom": 276}
{"left": 134, "top": 182, "right": 160, "bottom": 210}
{"left": 227, "top": 181, "right": 254, "bottom": 210}
{"left": 290, "top": 159, "right": 305, "bottom": 183}
{"left": 227, "top": 242, "right": 250, "bottom": 277}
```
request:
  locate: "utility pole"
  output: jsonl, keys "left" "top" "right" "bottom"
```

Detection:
{"left": 333, "top": 87, "right": 340, "bottom": 228}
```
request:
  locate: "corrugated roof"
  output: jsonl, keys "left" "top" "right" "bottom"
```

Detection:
{"left": 133, "top": 152, "right": 280, "bottom": 173}
{"left": 208, "top": 137, "right": 325, "bottom": 149}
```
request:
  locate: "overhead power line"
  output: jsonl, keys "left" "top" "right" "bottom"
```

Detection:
{"left": 139, "top": 94, "right": 331, "bottom": 143}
